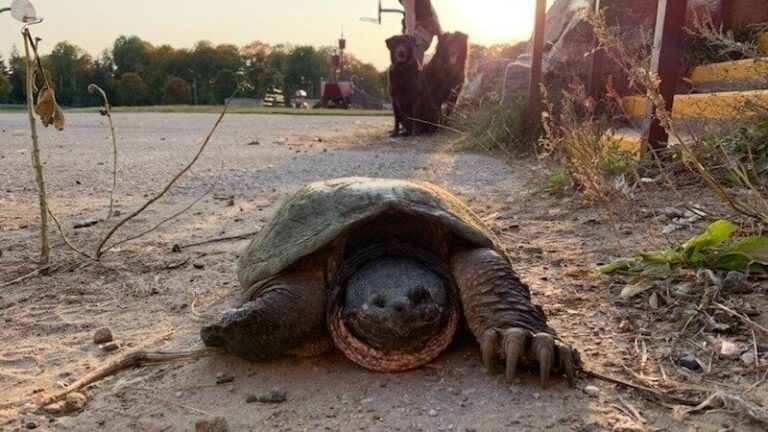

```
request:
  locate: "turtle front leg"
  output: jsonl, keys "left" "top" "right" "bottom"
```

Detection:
{"left": 201, "top": 271, "right": 329, "bottom": 361}
{"left": 450, "top": 248, "right": 579, "bottom": 387}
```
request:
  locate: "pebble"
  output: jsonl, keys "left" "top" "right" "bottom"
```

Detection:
{"left": 247, "top": 140, "right": 260, "bottom": 146}
{"left": 193, "top": 262, "right": 205, "bottom": 269}
{"left": 215, "top": 372, "right": 234, "bottom": 384}
{"left": 533, "top": 393, "right": 541, "bottom": 400}
{"left": 93, "top": 327, "right": 113, "bottom": 344}
{"left": 583, "top": 385, "right": 600, "bottom": 398}
{"left": 26, "top": 421, "right": 38, "bottom": 429}
{"left": 246, "top": 388, "right": 286, "bottom": 403}
{"left": 44, "top": 392, "right": 88, "bottom": 415}
{"left": 101, "top": 342, "right": 120, "bottom": 352}
{"left": 741, "top": 352, "right": 756, "bottom": 367}
{"left": 677, "top": 355, "right": 701, "bottom": 371}
{"left": 427, "top": 409, "right": 438, "bottom": 417}
{"left": 720, "top": 340, "right": 745, "bottom": 359}
{"left": 194, "top": 417, "right": 230, "bottom": 432}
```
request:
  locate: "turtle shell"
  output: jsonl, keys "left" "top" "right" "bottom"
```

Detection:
{"left": 238, "top": 177, "right": 507, "bottom": 300}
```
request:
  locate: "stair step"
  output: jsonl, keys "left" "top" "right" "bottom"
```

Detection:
{"left": 690, "top": 58, "right": 768, "bottom": 83}
{"left": 759, "top": 33, "right": 768, "bottom": 54}
{"left": 623, "top": 89, "right": 768, "bottom": 119}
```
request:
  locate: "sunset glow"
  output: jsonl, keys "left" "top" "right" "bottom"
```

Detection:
{"left": 445, "top": 0, "right": 538, "bottom": 46}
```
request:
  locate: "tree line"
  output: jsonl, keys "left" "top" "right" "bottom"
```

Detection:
{"left": 0, "top": 35, "right": 388, "bottom": 106}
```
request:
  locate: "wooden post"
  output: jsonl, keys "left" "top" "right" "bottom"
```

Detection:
{"left": 645, "top": 0, "right": 688, "bottom": 151}
{"left": 527, "top": 0, "right": 547, "bottom": 126}
{"left": 588, "top": 0, "right": 605, "bottom": 102}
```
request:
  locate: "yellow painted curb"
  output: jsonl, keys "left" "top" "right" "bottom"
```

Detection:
{"left": 689, "top": 58, "right": 768, "bottom": 83}
{"left": 758, "top": 33, "right": 768, "bottom": 54}
{"left": 602, "top": 128, "right": 642, "bottom": 158}
{"left": 623, "top": 90, "right": 768, "bottom": 118}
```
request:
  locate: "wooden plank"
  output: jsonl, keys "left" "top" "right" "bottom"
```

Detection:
{"left": 645, "top": 0, "right": 688, "bottom": 151}
{"left": 527, "top": 0, "right": 547, "bottom": 126}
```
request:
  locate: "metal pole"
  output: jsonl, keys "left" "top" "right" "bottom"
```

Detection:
{"left": 527, "top": 0, "right": 547, "bottom": 126}
{"left": 645, "top": 0, "right": 688, "bottom": 151}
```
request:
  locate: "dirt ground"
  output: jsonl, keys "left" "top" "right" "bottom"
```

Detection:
{"left": 0, "top": 113, "right": 766, "bottom": 431}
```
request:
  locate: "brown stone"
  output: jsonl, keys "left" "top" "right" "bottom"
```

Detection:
{"left": 195, "top": 417, "right": 230, "bottom": 432}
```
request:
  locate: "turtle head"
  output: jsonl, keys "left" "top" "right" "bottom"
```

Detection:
{"left": 342, "top": 256, "right": 450, "bottom": 352}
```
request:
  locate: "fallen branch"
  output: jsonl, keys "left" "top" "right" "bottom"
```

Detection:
{"left": 94, "top": 94, "right": 236, "bottom": 258}
{"left": 0, "top": 264, "right": 51, "bottom": 288}
{"left": 37, "top": 348, "right": 222, "bottom": 407}
{"left": 713, "top": 302, "right": 768, "bottom": 334}
{"left": 582, "top": 367, "right": 701, "bottom": 406}
{"left": 172, "top": 229, "right": 261, "bottom": 251}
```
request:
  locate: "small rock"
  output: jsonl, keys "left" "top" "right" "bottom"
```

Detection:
{"left": 741, "top": 352, "right": 756, "bottom": 367}
{"left": 193, "top": 262, "right": 205, "bottom": 270}
{"left": 45, "top": 392, "right": 88, "bottom": 415}
{"left": 720, "top": 340, "right": 746, "bottom": 359}
{"left": 171, "top": 244, "right": 181, "bottom": 253}
{"left": 649, "top": 292, "right": 659, "bottom": 310}
{"left": 195, "top": 417, "right": 230, "bottom": 432}
{"left": 247, "top": 140, "right": 260, "bottom": 146}
{"left": 723, "top": 271, "right": 752, "bottom": 293}
{"left": 101, "top": 342, "right": 120, "bottom": 352}
{"left": 428, "top": 409, "right": 438, "bottom": 417}
{"left": 583, "top": 385, "right": 600, "bottom": 398}
{"left": 246, "top": 388, "right": 286, "bottom": 403}
{"left": 26, "top": 421, "right": 38, "bottom": 429}
{"left": 215, "top": 372, "right": 234, "bottom": 384}
{"left": 175, "top": 391, "right": 183, "bottom": 398}
{"left": 226, "top": 198, "right": 235, "bottom": 207}
{"left": 93, "top": 327, "right": 113, "bottom": 344}
{"left": 677, "top": 355, "right": 701, "bottom": 371}
{"left": 533, "top": 392, "right": 541, "bottom": 400}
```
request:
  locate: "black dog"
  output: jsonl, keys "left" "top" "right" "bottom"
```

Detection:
{"left": 422, "top": 32, "right": 469, "bottom": 122}
{"left": 386, "top": 35, "right": 423, "bottom": 137}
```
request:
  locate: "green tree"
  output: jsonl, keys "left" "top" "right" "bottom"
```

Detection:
{"left": 212, "top": 69, "right": 238, "bottom": 104}
{"left": 117, "top": 72, "right": 147, "bottom": 105}
{"left": 0, "top": 74, "right": 12, "bottom": 100}
{"left": 44, "top": 42, "right": 93, "bottom": 105}
{"left": 162, "top": 76, "right": 192, "bottom": 104}
{"left": 113, "top": 35, "right": 151, "bottom": 76}
{"left": 91, "top": 50, "right": 118, "bottom": 104}
{"left": 8, "top": 48, "right": 26, "bottom": 102}
{"left": 241, "top": 40, "right": 270, "bottom": 98}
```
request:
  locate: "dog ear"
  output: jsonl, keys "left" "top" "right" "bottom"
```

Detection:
{"left": 385, "top": 36, "right": 396, "bottom": 50}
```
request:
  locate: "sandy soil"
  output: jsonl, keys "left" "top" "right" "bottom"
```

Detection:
{"left": 0, "top": 113, "right": 766, "bottom": 431}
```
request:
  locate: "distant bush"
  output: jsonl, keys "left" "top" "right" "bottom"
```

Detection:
{"left": 161, "top": 76, "right": 192, "bottom": 105}
{"left": 117, "top": 72, "right": 147, "bottom": 106}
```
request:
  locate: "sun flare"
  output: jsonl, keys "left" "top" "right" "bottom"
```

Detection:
{"left": 445, "top": 0, "right": 540, "bottom": 45}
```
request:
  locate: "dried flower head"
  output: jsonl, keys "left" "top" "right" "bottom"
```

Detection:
{"left": 11, "top": 0, "right": 38, "bottom": 23}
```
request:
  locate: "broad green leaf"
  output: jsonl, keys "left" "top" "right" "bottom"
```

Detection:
{"left": 597, "top": 260, "right": 633, "bottom": 274}
{"left": 620, "top": 281, "right": 654, "bottom": 299}
{"left": 706, "top": 251, "right": 753, "bottom": 272}
{"left": 729, "top": 236, "right": 768, "bottom": 264}
{"left": 639, "top": 249, "right": 681, "bottom": 264}
{"left": 682, "top": 220, "right": 738, "bottom": 254}
{"left": 637, "top": 262, "right": 672, "bottom": 279}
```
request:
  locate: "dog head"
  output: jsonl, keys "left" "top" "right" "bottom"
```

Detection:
{"left": 386, "top": 35, "right": 416, "bottom": 66}
{"left": 436, "top": 32, "right": 469, "bottom": 70}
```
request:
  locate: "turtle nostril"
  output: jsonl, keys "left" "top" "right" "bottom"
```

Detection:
{"left": 371, "top": 295, "right": 386, "bottom": 308}
{"left": 408, "top": 287, "right": 432, "bottom": 305}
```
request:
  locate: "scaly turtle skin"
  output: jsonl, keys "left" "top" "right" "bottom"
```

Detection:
{"left": 201, "top": 177, "right": 578, "bottom": 386}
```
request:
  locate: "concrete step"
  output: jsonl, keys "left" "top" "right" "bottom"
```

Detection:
{"left": 759, "top": 33, "right": 768, "bottom": 54}
{"left": 623, "top": 89, "right": 768, "bottom": 119}
{"left": 688, "top": 58, "right": 768, "bottom": 92}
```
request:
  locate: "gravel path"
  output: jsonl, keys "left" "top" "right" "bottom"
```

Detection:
{"left": 0, "top": 113, "right": 755, "bottom": 432}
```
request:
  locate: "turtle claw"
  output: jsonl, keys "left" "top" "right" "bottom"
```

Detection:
{"left": 478, "top": 327, "right": 577, "bottom": 388}
{"left": 532, "top": 333, "right": 555, "bottom": 388}
{"left": 558, "top": 345, "right": 577, "bottom": 387}
{"left": 502, "top": 328, "right": 528, "bottom": 383}
{"left": 480, "top": 328, "right": 500, "bottom": 373}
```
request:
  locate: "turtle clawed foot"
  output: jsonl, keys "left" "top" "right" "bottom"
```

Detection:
{"left": 479, "top": 327, "right": 579, "bottom": 388}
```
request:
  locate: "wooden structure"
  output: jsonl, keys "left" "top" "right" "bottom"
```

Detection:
{"left": 527, "top": 0, "right": 692, "bottom": 152}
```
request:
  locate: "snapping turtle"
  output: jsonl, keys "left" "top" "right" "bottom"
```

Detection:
{"left": 201, "top": 177, "right": 578, "bottom": 386}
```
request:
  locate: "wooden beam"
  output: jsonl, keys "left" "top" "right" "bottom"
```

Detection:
{"left": 645, "top": 0, "right": 688, "bottom": 151}
{"left": 527, "top": 0, "right": 547, "bottom": 126}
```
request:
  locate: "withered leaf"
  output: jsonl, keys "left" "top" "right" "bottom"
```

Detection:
{"left": 35, "top": 86, "right": 65, "bottom": 130}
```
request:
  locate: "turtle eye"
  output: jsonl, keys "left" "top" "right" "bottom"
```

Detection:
{"left": 408, "top": 287, "right": 432, "bottom": 305}
{"left": 371, "top": 295, "right": 386, "bottom": 308}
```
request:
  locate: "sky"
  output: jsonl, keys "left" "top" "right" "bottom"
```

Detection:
{"left": 0, "top": 1, "right": 544, "bottom": 70}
